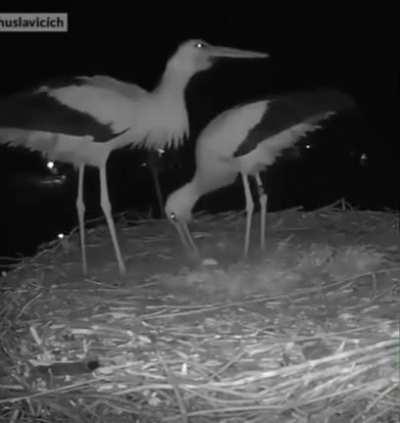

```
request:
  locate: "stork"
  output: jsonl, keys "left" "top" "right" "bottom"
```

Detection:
{"left": 165, "top": 89, "right": 356, "bottom": 256}
{"left": 0, "top": 39, "right": 267, "bottom": 275}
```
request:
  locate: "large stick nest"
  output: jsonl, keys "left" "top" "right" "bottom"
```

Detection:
{"left": 1, "top": 202, "right": 399, "bottom": 422}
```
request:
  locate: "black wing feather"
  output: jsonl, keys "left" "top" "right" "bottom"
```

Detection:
{"left": 0, "top": 80, "right": 118, "bottom": 142}
{"left": 234, "top": 90, "right": 355, "bottom": 157}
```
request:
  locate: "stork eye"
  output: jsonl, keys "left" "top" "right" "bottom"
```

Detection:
{"left": 169, "top": 212, "right": 177, "bottom": 222}
{"left": 195, "top": 41, "right": 206, "bottom": 49}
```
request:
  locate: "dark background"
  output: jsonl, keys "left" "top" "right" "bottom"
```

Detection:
{"left": 0, "top": 5, "right": 398, "bottom": 265}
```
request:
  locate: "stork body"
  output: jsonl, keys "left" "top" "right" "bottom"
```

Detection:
{"left": 165, "top": 90, "right": 356, "bottom": 256}
{"left": 0, "top": 40, "right": 267, "bottom": 275}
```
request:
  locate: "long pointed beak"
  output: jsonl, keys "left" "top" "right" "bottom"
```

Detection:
{"left": 206, "top": 44, "right": 268, "bottom": 59}
{"left": 172, "top": 219, "right": 199, "bottom": 257}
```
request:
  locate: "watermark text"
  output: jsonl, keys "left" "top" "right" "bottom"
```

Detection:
{"left": 0, "top": 13, "right": 68, "bottom": 32}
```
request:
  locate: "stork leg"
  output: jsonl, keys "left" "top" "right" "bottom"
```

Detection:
{"left": 149, "top": 159, "right": 165, "bottom": 218}
{"left": 255, "top": 173, "right": 267, "bottom": 251}
{"left": 76, "top": 164, "right": 87, "bottom": 274}
{"left": 241, "top": 172, "right": 254, "bottom": 257}
{"left": 99, "top": 163, "right": 127, "bottom": 275}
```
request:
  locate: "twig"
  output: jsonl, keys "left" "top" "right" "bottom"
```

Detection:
{"left": 351, "top": 382, "right": 399, "bottom": 422}
{"left": 163, "top": 404, "right": 283, "bottom": 421}
{"left": 0, "top": 377, "right": 108, "bottom": 404}
{"left": 209, "top": 348, "right": 247, "bottom": 380}
{"left": 16, "top": 293, "right": 42, "bottom": 319}
{"left": 158, "top": 352, "right": 188, "bottom": 423}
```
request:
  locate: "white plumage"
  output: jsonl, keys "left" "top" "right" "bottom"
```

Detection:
{"left": 165, "top": 90, "right": 356, "bottom": 256}
{"left": 0, "top": 39, "right": 267, "bottom": 275}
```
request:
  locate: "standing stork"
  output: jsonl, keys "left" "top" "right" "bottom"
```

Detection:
{"left": 165, "top": 89, "right": 356, "bottom": 256}
{"left": 0, "top": 39, "right": 267, "bottom": 275}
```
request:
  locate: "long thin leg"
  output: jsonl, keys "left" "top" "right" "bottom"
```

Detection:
{"left": 99, "top": 163, "right": 127, "bottom": 275}
{"left": 255, "top": 172, "right": 267, "bottom": 251}
{"left": 241, "top": 172, "right": 254, "bottom": 257}
{"left": 149, "top": 160, "right": 165, "bottom": 218}
{"left": 76, "top": 164, "right": 87, "bottom": 274}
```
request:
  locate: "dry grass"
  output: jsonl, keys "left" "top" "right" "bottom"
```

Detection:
{"left": 0, "top": 202, "right": 399, "bottom": 422}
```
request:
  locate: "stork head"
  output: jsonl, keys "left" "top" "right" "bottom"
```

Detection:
{"left": 165, "top": 182, "right": 200, "bottom": 255}
{"left": 167, "top": 39, "right": 268, "bottom": 75}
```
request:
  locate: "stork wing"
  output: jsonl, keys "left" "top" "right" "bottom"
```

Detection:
{"left": 79, "top": 75, "right": 148, "bottom": 99}
{"left": 234, "top": 90, "right": 355, "bottom": 157}
{"left": 0, "top": 87, "right": 117, "bottom": 142}
{"left": 37, "top": 76, "right": 149, "bottom": 134}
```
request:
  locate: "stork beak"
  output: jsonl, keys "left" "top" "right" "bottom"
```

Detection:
{"left": 206, "top": 44, "right": 268, "bottom": 59}
{"left": 171, "top": 218, "right": 200, "bottom": 257}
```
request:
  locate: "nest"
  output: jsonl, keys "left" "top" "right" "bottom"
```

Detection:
{"left": 0, "top": 201, "right": 399, "bottom": 422}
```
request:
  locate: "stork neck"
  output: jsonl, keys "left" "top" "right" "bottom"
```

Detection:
{"left": 153, "top": 65, "right": 192, "bottom": 103}
{"left": 182, "top": 180, "right": 201, "bottom": 211}
{"left": 171, "top": 180, "right": 202, "bottom": 221}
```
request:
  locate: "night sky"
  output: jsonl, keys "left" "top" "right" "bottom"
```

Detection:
{"left": 0, "top": 6, "right": 398, "bottom": 263}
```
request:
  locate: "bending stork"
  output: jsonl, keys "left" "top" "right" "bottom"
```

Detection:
{"left": 0, "top": 39, "right": 267, "bottom": 275}
{"left": 165, "top": 89, "right": 356, "bottom": 256}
